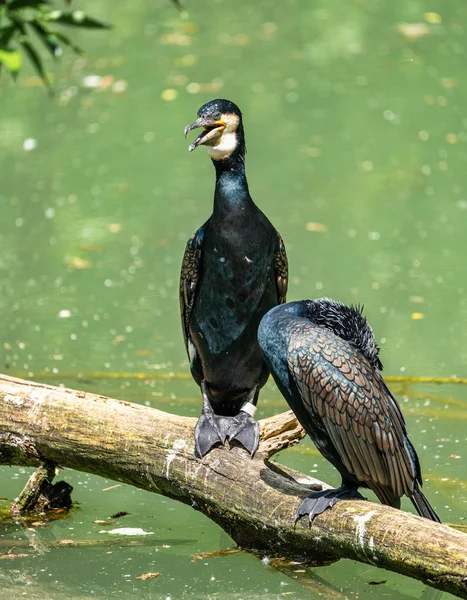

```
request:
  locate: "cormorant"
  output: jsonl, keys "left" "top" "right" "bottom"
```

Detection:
{"left": 258, "top": 298, "right": 440, "bottom": 523}
{"left": 182, "top": 99, "right": 288, "bottom": 458}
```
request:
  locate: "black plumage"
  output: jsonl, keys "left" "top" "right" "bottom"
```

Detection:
{"left": 182, "top": 99, "right": 288, "bottom": 458}
{"left": 258, "top": 298, "right": 440, "bottom": 523}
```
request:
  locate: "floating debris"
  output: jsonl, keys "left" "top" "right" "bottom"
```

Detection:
{"left": 83, "top": 75, "right": 102, "bottom": 89}
{"left": 136, "top": 572, "right": 160, "bottom": 580}
{"left": 305, "top": 222, "right": 328, "bottom": 233}
{"left": 106, "top": 528, "right": 153, "bottom": 536}
{"left": 161, "top": 88, "right": 178, "bottom": 101}
{"left": 398, "top": 23, "right": 431, "bottom": 41}
{"left": 102, "top": 484, "right": 121, "bottom": 492}
{"left": 66, "top": 257, "right": 92, "bottom": 270}
{"left": 424, "top": 12, "right": 442, "bottom": 24}
{"left": 23, "top": 138, "right": 37, "bottom": 151}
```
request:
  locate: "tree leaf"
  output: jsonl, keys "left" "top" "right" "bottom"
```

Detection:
{"left": 29, "top": 19, "right": 61, "bottom": 59}
{"left": 0, "top": 25, "right": 17, "bottom": 49}
{"left": 7, "top": 0, "right": 50, "bottom": 9}
{"left": 0, "top": 48, "right": 22, "bottom": 72}
{"left": 19, "top": 37, "right": 52, "bottom": 89}
{"left": 45, "top": 10, "right": 110, "bottom": 29}
{"left": 48, "top": 29, "right": 82, "bottom": 54}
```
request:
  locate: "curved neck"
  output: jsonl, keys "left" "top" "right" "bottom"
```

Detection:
{"left": 213, "top": 155, "right": 253, "bottom": 212}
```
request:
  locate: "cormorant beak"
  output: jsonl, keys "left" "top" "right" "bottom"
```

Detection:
{"left": 184, "top": 116, "right": 225, "bottom": 152}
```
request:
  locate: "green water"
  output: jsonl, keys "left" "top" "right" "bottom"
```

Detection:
{"left": 1, "top": 0, "right": 466, "bottom": 597}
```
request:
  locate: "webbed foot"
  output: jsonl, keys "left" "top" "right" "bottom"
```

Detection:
{"left": 295, "top": 485, "right": 365, "bottom": 524}
{"left": 227, "top": 410, "right": 260, "bottom": 457}
{"left": 195, "top": 394, "right": 232, "bottom": 458}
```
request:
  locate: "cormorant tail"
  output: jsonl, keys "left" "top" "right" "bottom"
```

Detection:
{"left": 411, "top": 482, "right": 441, "bottom": 523}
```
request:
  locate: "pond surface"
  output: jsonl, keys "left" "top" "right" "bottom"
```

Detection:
{"left": 1, "top": 0, "right": 466, "bottom": 598}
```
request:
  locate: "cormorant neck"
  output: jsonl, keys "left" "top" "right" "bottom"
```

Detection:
{"left": 213, "top": 155, "right": 253, "bottom": 211}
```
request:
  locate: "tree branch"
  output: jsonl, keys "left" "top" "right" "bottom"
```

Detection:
{"left": 1, "top": 374, "right": 466, "bottom": 598}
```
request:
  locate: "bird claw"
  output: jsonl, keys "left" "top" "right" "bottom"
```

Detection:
{"left": 295, "top": 486, "right": 365, "bottom": 525}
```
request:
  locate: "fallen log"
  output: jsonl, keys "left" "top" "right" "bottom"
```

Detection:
{"left": 0, "top": 374, "right": 466, "bottom": 598}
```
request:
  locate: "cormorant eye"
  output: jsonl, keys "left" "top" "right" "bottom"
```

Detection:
{"left": 213, "top": 112, "right": 221, "bottom": 120}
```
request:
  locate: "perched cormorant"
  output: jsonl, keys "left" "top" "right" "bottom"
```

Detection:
{"left": 258, "top": 298, "right": 440, "bottom": 523}
{"left": 182, "top": 99, "right": 288, "bottom": 458}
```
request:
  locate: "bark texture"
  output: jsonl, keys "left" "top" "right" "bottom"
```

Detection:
{"left": 0, "top": 374, "right": 466, "bottom": 598}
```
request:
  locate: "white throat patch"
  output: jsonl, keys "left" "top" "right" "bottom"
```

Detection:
{"left": 207, "top": 113, "right": 240, "bottom": 161}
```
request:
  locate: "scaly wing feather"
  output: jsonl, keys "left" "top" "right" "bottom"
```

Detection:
{"left": 274, "top": 232, "right": 288, "bottom": 304}
{"left": 288, "top": 323, "right": 417, "bottom": 503}
{"left": 179, "top": 222, "right": 208, "bottom": 368}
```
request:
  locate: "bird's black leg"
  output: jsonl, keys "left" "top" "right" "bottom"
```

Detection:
{"left": 295, "top": 483, "right": 365, "bottom": 524}
{"left": 227, "top": 387, "right": 260, "bottom": 457}
{"left": 194, "top": 382, "right": 231, "bottom": 458}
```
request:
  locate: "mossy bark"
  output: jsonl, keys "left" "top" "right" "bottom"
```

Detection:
{"left": 0, "top": 374, "right": 466, "bottom": 598}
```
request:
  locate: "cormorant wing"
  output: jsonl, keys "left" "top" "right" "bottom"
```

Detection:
{"left": 274, "top": 232, "right": 288, "bottom": 304}
{"left": 179, "top": 221, "right": 208, "bottom": 360}
{"left": 288, "top": 324, "right": 417, "bottom": 503}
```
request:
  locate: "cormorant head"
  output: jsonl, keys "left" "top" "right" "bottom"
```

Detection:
{"left": 184, "top": 99, "right": 245, "bottom": 162}
{"left": 303, "top": 298, "right": 384, "bottom": 371}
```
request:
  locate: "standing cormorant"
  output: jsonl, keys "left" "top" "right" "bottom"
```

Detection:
{"left": 182, "top": 99, "right": 288, "bottom": 458}
{"left": 258, "top": 298, "right": 440, "bottom": 523}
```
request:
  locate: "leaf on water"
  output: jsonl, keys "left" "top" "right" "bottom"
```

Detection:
{"left": 397, "top": 23, "right": 431, "bottom": 42}
{"left": 305, "top": 222, "right": 328, "bottom": 233}
{"left": 411, "top": 312, "right": 424, "bottom": 320}
{"left": 0, "top": 49, "right": 22, "bottom": 73}
{"left": 93, "top": 520, "right": 116, "bottom": 526}
{"left": 66, "top": 257, "right": 92, "bottom": 270}
{"left": 109, "top": 511, "right": 129, "bottom": 519}
{"left": 161, "top": 88, "right": 178, "bottom": 101}
{"left": 58, "top": 539, "right": 74, "bottom": 545}
{"left": 45, "top": 11, "right": 111, "bottom": 29}
{"left": 0, "top": 553, "right": 28, "bottom": 559}
{"left": 107, "top": 528, "right": 154, "bottom": 536}
{"left": 424, "top": 12, "right": 442, "bottom": 24}
{"left": 79, "top": 243, "right": 104, "bottom": 252}
{"left": 136, "top": 572, "right": 160, "bottom": 580}
{"left": 134, "top": 349, "right": 152, "bottom": 356}
{"left": 191, "top": 548, "right": 241, "bottom": 561}
{"left": 160, "top": 33, "right": 192, "bottom": 46}
{"left": 449, "top": 454, "right": 461, "bottom": 459}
